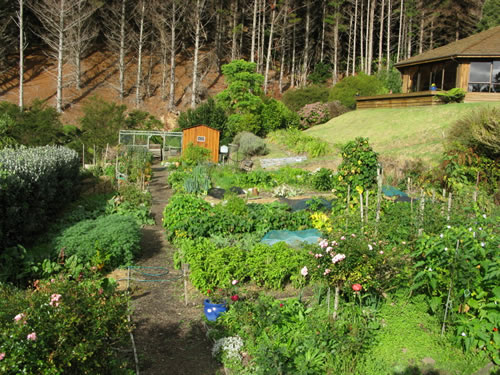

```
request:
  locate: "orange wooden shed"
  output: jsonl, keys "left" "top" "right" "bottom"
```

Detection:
{"left": 182, "top": 125, "right": 220, "bottom": 163}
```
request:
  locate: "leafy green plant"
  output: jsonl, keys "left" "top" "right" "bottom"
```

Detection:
{"left": 0, "top": 277, "right": 131, "bottom": 374}
{"left": 177, "top": 98, "right": 229, "bottom": 141}
{"left": 308, "top": 62, "right": 331, "bottom": 85}
{"left": 268, "top": 129, "right": 331, "bottom": 158}
{"left": 329, "top": 73, "right": 388, "bottom": 109}
{"left": 184, "top": 164, "right": 211, "bottom": 194}
{"left": 282, "top": 85, "right": 331, "bottom": 112}
{"left": 436, "top": 88, "right": 467, "bottom": 104}
{"left": 182, "top": 142, "right": 212, "bottom": 166}
{"left": 311, "top": 168, "right": 335, "bottom": 191}
{"left": 337, "top": 137, "right": 379, "bottom": 191}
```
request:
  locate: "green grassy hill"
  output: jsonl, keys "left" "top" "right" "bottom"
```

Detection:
{"left": 304, "top": 102, "right": 500, "bottom": 164}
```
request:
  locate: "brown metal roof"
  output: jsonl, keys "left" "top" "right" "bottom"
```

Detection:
{"left": 395, "top": 26, "right": 500, "bottom": 68}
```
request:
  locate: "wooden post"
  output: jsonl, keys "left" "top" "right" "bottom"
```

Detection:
{"left": 333, "top": 286, "right": 340, "bottom": 320}
{"left": 183, "top": 263, "right": 189, "bottom": 306}
{"left": 441, "top": 189, "right": 447, "bottom": 216}
{"left": 376, "top": 168, "right": 382, "bottom": 224}
{"left": 93, "top": 144, "right": 96, "bottom": 166}
{"left": 359, "top": 192, "right": 364, "bottom": 229}
{"left": 327, "top": 286, "right": 331, "bottom": 317}
{"left": 441, "top": 240, "right": 460, "bottom": 336}
{"left": 82, "top": 144, "right": 85, "bottom": 168}
{"left": 418, "top": 189, "right": 425, "bottom": 236}
{"left": 345, "top": 185, "right": 351, "bottom": 231}
{"left": 447, "top": 193, "right": 452, "bottom": 221}
{"left": 105, "top": 143, "right": 109, "bottom": 163}
{"left": 365, "top": 190, "right": 369, "bottom": 223}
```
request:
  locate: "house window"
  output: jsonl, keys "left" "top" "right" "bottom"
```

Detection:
{"left": 197, "top": 136, "right": 206, "bottom": 142}
{"left": 468, "top": 61, "right": 500, "bottom": 92}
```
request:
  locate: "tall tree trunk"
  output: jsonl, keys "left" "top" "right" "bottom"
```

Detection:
{"left": 332, "top": 5, "right": 339, "bottom": 84}
{"left": 302, "top": 0, "right": 311, "bottom": 86}
{"left": 346, "top": 13, "right": 353, "bottom": 76}
{"left": 119, "top": 0, "right": 126, "bottom": 100}
{"left": 353, "top": 0, "right": 358, "bottom": 74}
{"left": 397, "top": 0, "right": 403, "bottom": 63}
{"left": 251, "top": 0, "right": 258, "bottom": 62}
{"left": 135, "top": 1, "right": 145, "bottom": 107}
{"left": 360, "top": 0, "right": 364, "bottom": 72}
{"left": 407, "top": 16, "right": 412, "bottom": 59}
{"left": 56, "top": 0, "right": 65, "bottom": 113}
{"left": 378, "top": 0, "right": 385, "bottom": 72}
{"left": 169, "top": 0, "right": 177, "bottom": 110}
{"left": 429, "top": 17, "right": 433, "bottom": 50}
{"left": 419, "top": 8, "right": 424, "bottom": 54}
{"left": 279, "top": 0, "right": 288, "bottom": 93}
{"left": 264, "top": 0, "right": 276, "bottom": 94}
{"left": 259, "top": 0, "right": 266, "bottom": 73}
{"left": 18, "top": 0, "right": 24, "bottom": 109}
{"left": 214, "top": 0, "right": 222, "bottom": 70}
{"left": 231, "top": 0, "right": 238, "bottom": 60}
{"left": 367, "top": 0, "right": 375, "bottom": 75}
{"left": 291, "top": 21, "right": 296, "bottom": 87}
{"left": 386, "top": 0, "right": 391, "bottom": 70}
{"left": 191, "top": 0, "right": 201, "bottom": 108}
{"left": 320, "top": 0, "right": 326, "bottom": 62}
{"left": 74, "top": 0, "right": 82, "bottom": 89}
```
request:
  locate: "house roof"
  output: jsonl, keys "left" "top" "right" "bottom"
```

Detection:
{"left": 182, "top": 124, "right": 220, "bottom": 132}
{"left": 395, "top": 26, "right": 500, "bottom": 68}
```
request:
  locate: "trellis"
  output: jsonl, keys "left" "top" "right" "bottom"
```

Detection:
{"left": 118, "top": 130, "right": 183, "bottom": 160}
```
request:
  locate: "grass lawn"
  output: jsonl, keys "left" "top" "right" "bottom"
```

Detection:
{"left": 304, "top": 102, "right": 500, "bottom": 164}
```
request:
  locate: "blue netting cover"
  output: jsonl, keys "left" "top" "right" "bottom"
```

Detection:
{"left": 382, "top": 185, "right": 409, "bottom": 198}
{"left": 261, "top": 229, "right": 321, "bottom": 247}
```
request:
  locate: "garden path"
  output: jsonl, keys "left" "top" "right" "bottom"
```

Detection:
{"left": 130, "top": 162, "right": 222, "bottom": 375}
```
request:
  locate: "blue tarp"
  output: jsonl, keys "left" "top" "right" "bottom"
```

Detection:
{"left": 382, "top": 186, "right": 409, "bottom": 198}
{"left": 261, "top": 229, "right": 321, "bottom": 247}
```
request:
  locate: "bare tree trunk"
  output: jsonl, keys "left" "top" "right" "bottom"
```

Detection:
{"left": 258, "top": 0, "right": 266, "bottom": 73}
{"left": 18, "top": 0, "right": 24, "bottom": 109}
{"left": 231, "top": 0, "right": 238, "bottom": 61}
{"left": 360, "top": 0, "right": 364, "bottom": 72}
{"left": 430, "top": 16, "right": 434, "bottom": 50}
{"left": 346, "top": 13, "right": 353, "bottom": 76}
{"left": 56, "top": 0, "right": 65, "bottom": 113}
{"left": 378, "top": 0, "right": 385, "bottom": 72}
{"left": 419, "top": 8, "right": 424, "bottom": 54}
{"left": 119, "top": 0, "right": 126, "bottom": 100}
{"left": 353, "top": 0, "right": 358, "bottom": 74}
{"left": 386, "top": 0, "right": 391, "bottom": 70}
{"left": 407, "top": 16, "right": 412, "bottom": 59}
{"left": 168, "top": 1, "right": 178, "bottom": 110}
{"left": 397, "top": 0, "right": 404, "bottom": 63}
{"left": 332, "top": 6, "right": 339, "bottom": 84}
{"left": 264, "top": 0, "right": 276, "bottom": 94}
{"left": 135, "top": 1, "right": 146, "bottom": 107}
{"left": 320, "top": 0, "right": 326, "bottom": 62}
{"left": 367, "top": 0, "right": 375, "bottom": 75}
{"left": 251, "top": 0, "right": 258, "bottom": 62}
{"left": 278, "top": 0, "right": 288, "bottom": 93}
{"left": 191, "top": 0, "right": 202, "bottom": 108}
{"left": 302, "top": 0, "right": 311, "bottom": 86}
{"left": 291, "top": 21, "right": 296, "bottom": 87}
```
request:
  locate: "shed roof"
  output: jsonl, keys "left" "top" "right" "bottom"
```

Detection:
{"left": 182, "top": 124, "right": 220, "bottom": 133}
{"left": 395, "top": 26, "right": 500, "bottom": 68}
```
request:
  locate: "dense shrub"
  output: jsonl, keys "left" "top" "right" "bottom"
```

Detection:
{"left": 0, "top": 100, "right": 64, "bottom": 146}
{"left": 232, "top": 131, "right": 268, "bottom": 157}
{"left": 177, "top": 98, "right": 229, "bottom": 141}
{"left": 298, "top": 102, "right": 330, "bottom": 129}
{"left": 337, "top": 137, "right": 379, "bottom": 190}
{"left": 311, "top": 168, "right": 336, "bottom": 191}
{"left": 282, "top": 85, "right": 331, "bottom": 112}
{"left": 376, "top": 67, "right": 403, "bottom": 94}
{"left": 308, "top": 62, "right": 331, "bottom": 85}
{"left": 0, "top": 277, "right": 131, "bottom": 374}
{"left": 54, "top": 214, "right": 141, "bottom": 271}
{"left": 329, "top": 73, "right": 387, "bottom": 109}
{"left": 446, "top": 106, "right": 500, "bottom": 159}
{"left": 0, "top": 146, "right": 80, "bottom": 249}
{"left": 260, "top": 98, "right": 301, "bottom": 133}
{"left": 80, "top": 96, "right": 127, "bottom": 149}
{"left": 182, "top": 142, "right": 212, "bottom": 166}
{"left": 325, "top": 100, "right": 349, "bottom": 119}
{"left": 124, "top": 109, "right": 163, "bottom": 129}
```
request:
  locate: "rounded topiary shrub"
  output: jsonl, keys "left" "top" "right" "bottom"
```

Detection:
{"left": 55, "top": 214, "right": 141, "bottom": 270}
{"left": 298, "top": 102, "right": 330, "bottom": 129}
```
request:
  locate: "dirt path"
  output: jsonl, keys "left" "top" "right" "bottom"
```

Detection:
{"left": 130, "top": 163, "right": 222, "bottom": 375}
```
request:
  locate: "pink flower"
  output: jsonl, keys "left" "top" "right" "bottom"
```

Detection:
{"left": 332, "top": 253, "right": 346, "bottom": 264}
{"left": 301, "top": 266, "right": 308, "bottom": 276}
{"left": 351, "top": 233, "right": 356, "bottom": 238}
{"left": 279, "top": 303, "right": 284, "bottom": 307}
{"left": 50, "top": 294, "right": 62, "bottom": 307}
{"left": 319, "top": 239, "right": 329, "bottom": 248}
{"left": 27, "top": 332, "right": 37, "bottom": 341}
{"left": 340, "top": 236, "right": 346, "bottom": 240}
{"left": 231, "top": 279, "right": 238, "bottom": 285}
{"left": 0, "top": 352, "right": 5, "bottom": 361}
{"left": 50, "top": 279, "right": 56, "bottom": 283}
{"left": 352, "top": 284, "right": 362, "bottom": 292}
{"left": 14, "top": 313, "right": 25, "bottom": 322}
{"left": 379, "top": 250, "right": 384, "bottom": 255}
{"left": 326, "top": 247, "right": 333, "bottom": 253}
{"left": 230, "top": 294, "right": 239, "bottom": 301}
{"left": 323, "top": 268, "right": 331, "bottom": 275}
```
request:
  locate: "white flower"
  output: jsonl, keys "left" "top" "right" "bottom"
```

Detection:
{"left": 301, "top": 266, "right": 308, "bottom": 277}
{"left": 428, "top": 268, "right": 432, "bottom": 272}
{"left": 444, "top": 247, "right": 448, "bottom": 251}
{"left": 368, "top": 244, "right": 373, "bottom": 251}
{"left": 379, "top": 251, "right": 384, "bottom": 255}
{"left": 439, "top": 234, "right": 444, "bottom": 238}
{"left": 468, "top": 227, "right": 472, "bottom": 231}
{"left": 482, "top": 214, "right": 487, "bottom": 219}
{"left": 480, "top": 242, "right": 485, "bottom": 247}
{"left": 461, "top": 332, "right": 466, "bottom": 337}
{"left": 446, "top": 225, "right": 451, "bottom": 229}
{"left": 212, "top": 336, "right": 244, "bottom": 360}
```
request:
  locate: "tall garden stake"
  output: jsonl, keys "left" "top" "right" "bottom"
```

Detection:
{"left": 447, "top": 193, "right": 452, "bottom": 221}
{"left": 365, "top": 191, "right": 369, "bottom": 224}
{"left": 327, "top": 286, "right": 331, "bottom": 317}
{"left": 442, "top": 240, "right": 460, "bottom": 336}
{"left": 333, "top": 286, "right": 340, "bottom": 320}
{"left": 182, "top": 263, "right": 189, "bottom": 306}
{"left": 375, "top": 168, "right": 382, "bottom": 236}
{"left": 418, "top": 189, "right": 425, "bottom": 236}
{"left": 345, "top": 185, "right": 351, "bottom": 231}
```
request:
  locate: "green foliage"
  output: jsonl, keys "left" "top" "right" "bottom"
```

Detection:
{"left": 477, "top": 0, "right": 500, "bottom": 31}
{"left": 298, "top": 102, "right": 330, "bottom": 129}
{"left": 260, "top": 98, "right": 301, "bottom": 133}
{"left": 0, "top": 146, "right": 80, "bottom": 250}
{"left": 268, "top": 129, "right": 330, "bottom": 158}
{"left": 0, "top": 113, "right": 17, "bottom": 149}
{"left": 436, "top": 88, "right": 467, "bottom": 104}
{"left": 177, "top": 98, "right": 228, "bottom": 141}
{"left": 54, "top": 214, "right": 141, "bottom": 271}
{"left": 124, "top": 109, "right": 162, "bottom": 130}
{"left": 337, "top": 137, "right": 379, "bottom": 190}
{"left": 446, "top": 106, "right": 500, "bottom": 159}
{"left": 80, "top": 96, "right": 126, "bottom": 149}
{"left": 376, "top": 68, "right": 403, "bottom": 94}
{"left": 282, "top": 86, "right": 331, "bottom": 112}
{"left": 105, "top": 184, "right": 155, "bottom": 226}
{"left": 311, "top": 168, "right": 335, "bottom": 191}
{"left": 329, "top": 73, "right": 388, "bottom": 109}
{"left": 232, "top": 131, "right": 268, "bottom": 157}
{"left": 227, "top": 113, "right": 262, "bottom": 137}
{"left": 0, "top": 100, "right": 64, "bottom": 146}
{"left": 182, "top": 142, "right": 212, "bottom": 166}
{"left": 116, "top": 147, "right": 153, "bottom": 184}
{"left": 184, "top": 164, "right": 211, "bottom": 194}
{"left": 0, "top": 277, "right": 131, "bottom": 374}
{"left": 308, "top": 62, "right": 331, "bottom": 85}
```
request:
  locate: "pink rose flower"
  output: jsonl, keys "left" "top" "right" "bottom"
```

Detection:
{"left": 0, "top": 352, "right": 5, "bottom": 361}
{"left": 231, "top": 279, "right": 238, "bottom": 285}
{"left": 14, "top": 313, "right": 25, "bottom": 322}
{"left": 352, "top": 284, "right": 362, "bottom": 292}
{"left": 27, "top": 332, "right": 37, "bottom": 341}
{"left": 230, "top": 294, "right": 239, "bottom": 301}
{"left": 301, "top": 266, "right": 308, "bottom": 276}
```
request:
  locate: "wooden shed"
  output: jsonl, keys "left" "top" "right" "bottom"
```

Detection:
{"left": 182, "top": 125, "right": 220, "bottom": 163}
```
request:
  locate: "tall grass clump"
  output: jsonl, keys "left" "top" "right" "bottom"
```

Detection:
{"left": 268, "top": 129, "right": 330, "bottom": 158}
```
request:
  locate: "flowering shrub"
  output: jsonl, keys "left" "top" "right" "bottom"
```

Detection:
{"left": 0, "top": 146, "right": 80, "bottom": 249}
{"left": 0, "top": 277, "right": 131, "bottom": 374}
{"left": 337, "top": 137, "right": 378, "bottom": 192}
{"left": 297, "top": 102, "right": 330, "bottom": 129}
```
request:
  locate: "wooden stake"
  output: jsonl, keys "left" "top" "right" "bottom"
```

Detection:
{"left": 82, "top": 144, "right": 85, "bottom": 168}
{"left": 327, "top": 286, "right": 331, "bottom": 317}
{"left": 376, "top": 168, "right": 382, "bottom": 235}
{"left": 418, "top": 189, "right": 425, "bottom": 237}
{"left": 441, "top": 240, "right": 460, "bottom": 336}
{"left": 359, "top": 192, "right": 364, "bottom": 229}
{"left": 183, "top": 263, "right": 189, "bottom": 306}
{"left": 447, "top": 193, "right": 452, "bottom": 222}
{"left": 333, "top": 286, "right": 340, "bottom": 320}
{"left": 93, "top": 144, "right": 96, "bottom": 166}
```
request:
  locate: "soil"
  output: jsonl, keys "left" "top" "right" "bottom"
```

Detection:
{"left": 127, "top": 162, "right": 222, "bottom": 375}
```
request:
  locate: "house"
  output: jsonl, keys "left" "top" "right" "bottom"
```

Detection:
{"left": 357, "top": 26, "right": 500, "bottom": 109}
{"left": 182, "top": 125, "right": 220, "bottom": 163}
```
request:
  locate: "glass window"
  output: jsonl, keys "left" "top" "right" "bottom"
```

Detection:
{"left": 469, "top": 62, "right": 491, "bottom": 82}
{"left": 493, "top": 61, "right": 500, "bottom": 84}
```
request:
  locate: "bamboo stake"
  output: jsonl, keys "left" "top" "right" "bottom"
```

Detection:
{"left": 447, "top": 193, "right": 452, "bottom": 221}
{"left": 365, "top": 190, "right": 369, "bottom": 224}
{"left": 418, "top": 189, "right": 425, "bottom": 236}
{"left": 359, "top": 192, "right": 364, "bottom": 228}
{"left": 105, "top": 143, "right": 109, "bottom": 163}
{"left": 345, "top": 185, "right": 351, "bottom": 231}
{"left": 441, "top": 189, "right": 447, "bottom": 216}
{"left": 333, "top": 286, "right": 340, "bottom": 320}
{"left": 375, "top": 168, "right": 382, "bottom": 235}
{"left": 183, "top": 263, "right": 189, "bottom": 306}
{"left": 82, "top": 144, "right": 85, "bottom": 168}
{"left": 93, "top": 144, "right": 96, "bottom": 166}
{"left": 327, "top": 286, "right": 331, "bottom": 317}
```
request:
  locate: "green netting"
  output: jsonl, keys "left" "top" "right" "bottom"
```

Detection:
{"left": 382, "top": 185, "right": 409, "bottom": 198}
{"left": 261, "top": 229, "right": 321, "bottom": 247}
